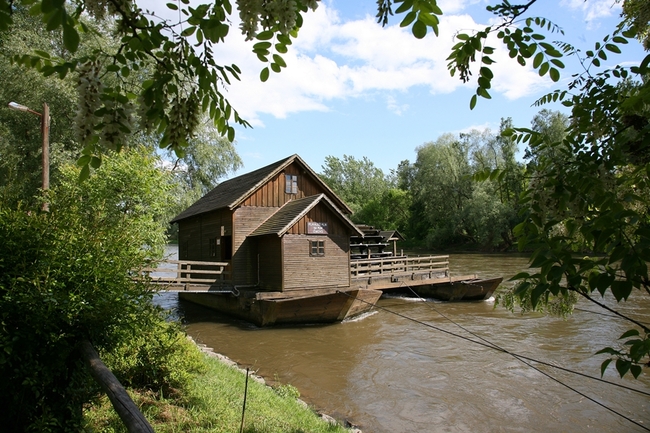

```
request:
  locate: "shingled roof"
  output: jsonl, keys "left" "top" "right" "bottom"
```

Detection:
{"left": 249, "top": 194, "right": 363, "bottom": 237}
{"left": 170, "top": 154, "right": 351, "bottom": 223}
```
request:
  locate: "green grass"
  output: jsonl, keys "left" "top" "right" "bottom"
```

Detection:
{"left": 83, "top": 343, "right": 349, "bottom": 433}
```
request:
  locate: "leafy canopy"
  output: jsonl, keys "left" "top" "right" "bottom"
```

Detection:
{"left": 0, "top": 148, "right": 171, "bottom": 430}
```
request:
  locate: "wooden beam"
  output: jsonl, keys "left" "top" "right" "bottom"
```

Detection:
{"left": 79, "top": 339, "right": 154, "bottom": 433}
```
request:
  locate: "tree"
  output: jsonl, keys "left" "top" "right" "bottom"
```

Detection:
{"left": 354, "top": 187, "right": 411, "bottom": 233}
{"left": 491, "top": 21, "right": 650, "bottom": 378}
{"left": 320, "top": 154, "right": 391, "bottom": 216}
{"left": 410, "top": 133, "right": 475, "bottom": 247}
{"left": 0, "top": 6, "right": 80, "bottom": 206}
{"left": 2, "top": 0, "right": 648, "bottom": 380}
{"left": 0, "top": 148, "right": 172, "bottom": 431}
{"left": 408, "top": 129, "right": 520, "bottom": 250}
{"left": 0, "top": 0, "right": 446, "bottom": 177}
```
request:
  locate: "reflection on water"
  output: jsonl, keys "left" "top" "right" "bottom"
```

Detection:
{"left": 155, "top": 248, "right": 650, "bottom": 432}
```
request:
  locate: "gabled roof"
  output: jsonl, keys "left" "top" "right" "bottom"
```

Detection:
{"left": 380, "top": 230, "right": 406, "bottom": 242}
{"left": 249, "top": 194, "right": 363, "bottom": 237}
{"left": 171, "top": 154, "right": 351, "bottom": 223}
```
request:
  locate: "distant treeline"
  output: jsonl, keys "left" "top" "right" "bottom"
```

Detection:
{"left": 319, "top": 111, "right": 568, "bottom": 251}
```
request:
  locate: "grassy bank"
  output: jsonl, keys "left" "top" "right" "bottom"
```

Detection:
{"left": 83, "top": 336, "right": 350, "bottom": 433}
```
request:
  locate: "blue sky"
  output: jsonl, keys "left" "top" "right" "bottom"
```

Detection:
{"left": 158, "top": 0, "right": 648, "bottom": 176}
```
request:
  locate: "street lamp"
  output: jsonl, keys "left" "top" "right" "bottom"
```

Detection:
{"left": 8, "top": 101, "right": 50, "bottom": 210}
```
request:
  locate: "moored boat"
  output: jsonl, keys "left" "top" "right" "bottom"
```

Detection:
{"left": 177, "top": 287, "right": 382, "bottom": 326}
{"left": 387, "top": 276, "right": 503, "bottom": 301}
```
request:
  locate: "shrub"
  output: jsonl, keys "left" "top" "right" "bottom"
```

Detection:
{"left": 0, "top": 149, "right": 171, "bottom": 431}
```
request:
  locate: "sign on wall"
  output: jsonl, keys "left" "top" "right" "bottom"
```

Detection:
{"left": 307, "top": 222, "right": 328, "bottom": 235}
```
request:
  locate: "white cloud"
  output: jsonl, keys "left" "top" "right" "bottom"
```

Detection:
{"left": 560, "top": 0, "right": 621, "bottom": 23}
{"left": 438, "top": 0, "right": 486, "bottom": 15}
{"left": 139, "top": 1, "right": 556, "bottom": 124}
{"left": 386, "top": 95, "right": 409, "bottom": 115}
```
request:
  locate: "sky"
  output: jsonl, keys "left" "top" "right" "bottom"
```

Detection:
{"left": 149, "top": 0, "right": 648, "bottom": 176}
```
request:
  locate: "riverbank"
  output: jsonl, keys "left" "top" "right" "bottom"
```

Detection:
{"left": 83, "top": 334, "right": 357, "bottom": 433}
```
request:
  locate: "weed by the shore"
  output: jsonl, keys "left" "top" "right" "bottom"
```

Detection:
{"left": 83, "top": 336, "right": 349, "bottom": 433}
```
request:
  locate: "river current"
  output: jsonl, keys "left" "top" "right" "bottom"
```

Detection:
{"left": 155, "top": 248, "right": 650, "bottom": 432}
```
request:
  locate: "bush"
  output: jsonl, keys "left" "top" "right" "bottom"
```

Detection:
{"left": 103, "top": 319, "right": 207, "bottom": 395}
{"left": 0, "top": 149, "right": 172, "bottom": 431}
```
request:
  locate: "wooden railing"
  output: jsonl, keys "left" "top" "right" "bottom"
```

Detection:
{"left": 139, "top": 260, "right": 230, "bottom": 286}
{"left": 350, "top": 255, "right": 449, "bottom": 278}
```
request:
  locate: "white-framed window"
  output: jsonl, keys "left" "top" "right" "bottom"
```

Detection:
{"left": 285, "top": 174, "right": 298, "bottom": 194}
{"left": 310, "top": 240, "right": 325, "bottom": 257}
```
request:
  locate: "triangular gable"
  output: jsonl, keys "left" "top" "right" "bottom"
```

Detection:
{"left": 171, "top": 154, "right": 351, "bottom": 223}
{"left": 380, "top": 230, "right": 406, "bottom": 242}
{"left": 249, "top": 194, "right": 363, "bottom": 237}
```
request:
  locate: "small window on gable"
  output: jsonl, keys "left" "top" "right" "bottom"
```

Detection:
{"left": 285, "top": 174, "right": 298, "bottom": 194}
{"left": 310, "top": 240, "right": 325, "bottom": 257}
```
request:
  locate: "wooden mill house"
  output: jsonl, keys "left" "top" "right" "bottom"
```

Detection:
{"left": 169, "top": 154, "right": 383, "bottom": 325}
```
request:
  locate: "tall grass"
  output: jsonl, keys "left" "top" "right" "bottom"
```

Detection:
{"left": 83, "top": 333, "right": 349, "bottom": 433}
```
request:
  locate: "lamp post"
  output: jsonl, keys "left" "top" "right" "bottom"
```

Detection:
{"left": 8, "top": 101, "right": 50, "bottom": 210}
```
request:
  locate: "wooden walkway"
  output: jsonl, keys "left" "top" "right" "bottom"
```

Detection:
{"left": 143, "top": 255, "right": 453, "bottom": 292}
{"left": 350, "top": 254, "right": 457, "bottom": 290}
{"left": 138, "top": 260, "right": 230, "bottom": 291}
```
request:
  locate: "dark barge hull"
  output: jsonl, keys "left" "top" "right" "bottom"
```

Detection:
{"left": 404, "top": 277, "right": 503, "bottom": 301}
{"left": 178, "top": 288, "right": 382, "bottom": 326}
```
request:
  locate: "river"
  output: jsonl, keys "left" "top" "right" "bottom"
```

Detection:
{"left": 155, "top": 248, "right": 650, "bottom": 432}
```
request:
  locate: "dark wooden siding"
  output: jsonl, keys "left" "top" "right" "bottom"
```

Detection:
{"left": 256, "top": 235, "right": 283, "bottom": 290}
{"left": 178, "top": 209, "right": 233, "bottom": 262}
{"left": 282, "top": 234, "right": 350, "bottom": 290}
{"left": 287, "top": 204, "right": 349, "bottom": 236}
{"left": 241, "top": 161, "right": 327, "bottom": 207}
{"left": 232, "top": 206, "right": 279, "bottom": 285}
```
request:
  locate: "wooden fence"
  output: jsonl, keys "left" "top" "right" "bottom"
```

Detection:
{"left": 350, "top": 255, "right": 449, "bottom": 278}
{"left": 139, "top": 260, "right": 230, "bottom": 286}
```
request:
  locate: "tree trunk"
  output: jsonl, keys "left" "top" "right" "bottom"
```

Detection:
{"left": 79, "top": 339, "right": 154, "bottom": 433}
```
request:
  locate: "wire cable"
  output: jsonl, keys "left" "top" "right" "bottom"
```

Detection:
{"left": 338, "top": 289, "right": 650, "bottom": 432}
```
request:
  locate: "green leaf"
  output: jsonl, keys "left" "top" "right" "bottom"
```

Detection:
{"left": 538, "top": 62, "right": 549, "bottom": 76}
{"left": 166, "top": 3, "right": 178, "bottom": 10}
{"left": 615, "top": 359, "right": 631, "bottom": 377}
{"left": 256, "top": 30, "right": 273, "bottom": 40}
{"left": 394, "top": 0, "right": 414, "bottom": 14}
{"left": 479, "top": 67, "right": 493, "bottom": 79}
{"left": 181, "top": 26, "right": 196, "bottom": 37}
{"left": 469, "top": 94, "right": 477, "bottom": 110}
{"left": 611, "top": 280, "right": 633, "bottom": 301}
{"left": 619, "top": 329, "right": 640, "bottom": 339}
{"left": 400, "top": 11, "right": 417, "bottom": 28}
{"left": 253, "top": 41, "right": 272, "bottom": 50}
{"left": 477, "top": 87, "right": 491, "bottom": 99}
{"left": 272, "top": 54, "right": 286, "bottom": 68}
{"left": 530, "top": 284, "right": 547, "bottom": 309}
{"left": 260, "top": 67, "right": 269, "bottom": 82}
{"left": 77, "top": 155, "right": 91, "bottom": 167}
{"left": 509, "top": 272, "right": 531, "bottom": 281}
{"left": 533, "top": 52, "right": 543, "bottom": 69}
{"left": 411, "top": 20, "right": 427, "bottom": 39}
{"left": 549, "top": 68, "right": 560, "bottom": 82}
{"left": 550, "top": 58, "right": 564, "bottom": 68}
{"left": 45, "top": 8, "right": 64, "bottom": 31}
{"left": 605, "top": 43, "right": 621, "bottom": 54}
{"left": 79, "top": 164, "right": 90, "bottom": 182}
{"left": 600, "top": 358, "right": 612, "bottom": 377}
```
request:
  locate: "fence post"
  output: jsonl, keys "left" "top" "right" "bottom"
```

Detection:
{"left": 80, "top": 340, "right": 154, "bottom": 433}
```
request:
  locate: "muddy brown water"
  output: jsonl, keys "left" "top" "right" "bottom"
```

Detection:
{"left": 155, "top": 250, "right": 650, "bottom": 432}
